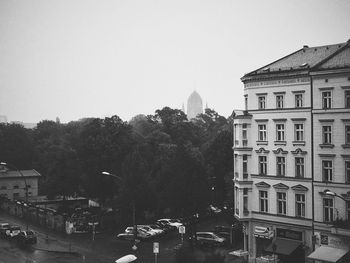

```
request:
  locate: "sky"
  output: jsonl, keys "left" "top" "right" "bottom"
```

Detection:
{"left": 0, "top": 0, "right": 349, "bottom": 124}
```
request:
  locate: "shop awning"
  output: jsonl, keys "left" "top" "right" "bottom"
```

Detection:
{"left": 308, "top": 246, "right": 349, "bottom": 263}
{"left": 265, "top": 238, "right": 301, "bottom": 255}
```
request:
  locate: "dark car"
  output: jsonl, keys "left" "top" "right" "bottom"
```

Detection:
{"left": 0, "top": 223, "right": 11, "bottom": 237}
{"left": 16, "top": 230, "right": 37, "bottom": 244}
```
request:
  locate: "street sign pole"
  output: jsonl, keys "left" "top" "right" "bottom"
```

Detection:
{"left": 153, "top": 242, "right": 159, "bottom": 263}
{"left": 179, "top": 226, "right": 185, "bottom": 244}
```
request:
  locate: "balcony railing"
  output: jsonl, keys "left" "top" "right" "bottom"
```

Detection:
{"left": 333, "top": 219, "right": 350, "bottom": 230}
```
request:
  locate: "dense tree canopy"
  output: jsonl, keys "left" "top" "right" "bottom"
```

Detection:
{"left": 0, "top": 107, "right": 233, "bottom": 220}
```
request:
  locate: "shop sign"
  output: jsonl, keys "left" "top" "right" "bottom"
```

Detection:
{"left": 254, "top": 226, "right": 274, "bottom": 239}
{"left": 276, "top": 228, "right": 302, "bottom": 241}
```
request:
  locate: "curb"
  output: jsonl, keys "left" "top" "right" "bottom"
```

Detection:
{"left": 33, "top": 245, "right": 80, "bottom": 255}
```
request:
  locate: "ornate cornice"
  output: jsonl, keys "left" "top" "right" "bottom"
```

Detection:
{"left": 273, "top": 148, "right": 288, "bottom": 154}
{"left": 291, "top": 184, "right": 309, "bottom": 191}
{"left": 255, "top": 148, "right": 270, "bottom": 154}
{"left": 255, "top": 181, "right": 271, "bottom": 188}
{"left": 273, "top": 183, "right": 289, "bottom": 190}
{"left": 291, "top": 148, "right": 307, "bottom": 155}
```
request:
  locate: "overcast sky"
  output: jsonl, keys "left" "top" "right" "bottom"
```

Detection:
{"left": 1, "top": 0, "right": 349, "bottom": 123}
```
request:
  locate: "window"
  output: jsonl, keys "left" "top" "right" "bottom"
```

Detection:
{"left": 276, "top": 95, "right": 284, "bottom": 109}
{"left": 277, "top": 192, "right": 287, "bottom": 215}
{"left": 346, "top": 125, "right": 350, "bottom": 144}
{"left": 234, "top": 125, "right": 238, "bottom": 146}
{"left": 347, "top": 201, "right": 350, "bottom": 220}
{"left": 258, "top": 96, "right": 266, "bottom": 109}
{"left": 13, "top": 193, "right": 20, "bottom": 198}
{"left": 276, "top": 157, "right": 286, "bottom": 176}
{"left": 346, "top": 161, "right": 350, "bottom": 183}
{"left": 245, "top": 96, "right": 248, "bottom": 111}
{"left": 258, "top": 124, "right": 267, "bottom": 141}
{"left": 295, "top": 94, "right": 303, "bottom": 108}
{"left": 0, "top": 186, "right": 6, "bottom": 190}
{"left": 322, "top": 160, "right": 333, "bottom": 182}
{"left": 345, "top": 90, "right": 350, "bottom": 108}
{"left": 235, "top": 187, "right": 239, "bottom": 215}
{"left": 276, "top": 124, "right": 285, "bottom": 141}
{"left": 259, "top": 190, "right": 268, "bottom": 213}
{"left": 323, "top": 198, "right": 334, "bottom": 222}
{"left": 322, "top": 126, "right": 332, "bottom": 144}
{"left": 295, "top": 194, "right": 305, "bottom": 217}
{"left": 13, "top": 185, "right": 19, "bottom": 189}
{"left": 243, "top": 155, "right": 248, "bottom": 178}
{"left": 243, "top": 188, "right": 248, "bottom": 212}
{"left": 258, "top": 156, "right": 267, "bottom": 175}
{"left": 295, "top": 157, "right": 305, "bottom": 178}
{"left": 295, "top": 124, "right": 304, "bottom": 141}
{"left": 322, "top": 91, "right": 332, "bottom": 109}
{"left": 242, "top": 124, "right": 248, "bottom": 146}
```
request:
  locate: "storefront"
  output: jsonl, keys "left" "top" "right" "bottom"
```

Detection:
{"left": 308, "top": 233, "right": 350, "bottom": 263}
{"left": 253, "top": 225, "right": 306, "bottom": 263}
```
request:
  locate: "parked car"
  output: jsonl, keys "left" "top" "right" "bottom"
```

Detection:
{"left": 156, "top": 219, "right": 183, "bottom": 229}
{"left": 16, "top": 230, "right": 37, "bottom": 244}
{"left": 5, "top": 226, "right": 21, "bottom": 238}
{"left": 148, "top": 224, "right": 166, "bottom": 235}
{"left": 153, "top": 222, "right": 173, "bottom": 233}
{"left": 195, "top": 232, "right": 226, "bottom": 247}
{"left": 138, "top": 225, "right": 164, "bottom": 236}
{"left": 125, "top": 226, "right": 157, "bottom": 237}
{"left": 0, "top": 223, "right": 11, "bottom": 237}
{"left": 117, "top": 228, "right": 151, "bottom": 241}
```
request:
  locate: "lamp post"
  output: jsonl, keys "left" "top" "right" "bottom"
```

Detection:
{"left": 0, "top": 162, "right": 29, "bottom": 230}
{"left": 102, "top": 171, "right": 137, "bottom": 251}
{"left": 323, "top": 189, "right": 347, "bottom": 201}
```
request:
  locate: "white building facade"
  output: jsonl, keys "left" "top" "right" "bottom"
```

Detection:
{"left": 234, "top": 41, "right": 350, "bottom": 263}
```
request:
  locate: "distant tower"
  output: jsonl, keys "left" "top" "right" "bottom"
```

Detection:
{"left": 187, "top": 91, "right": 203, "bottom": 119}
{"left": 0, "top": 115, "right": 8, "bottom": 123}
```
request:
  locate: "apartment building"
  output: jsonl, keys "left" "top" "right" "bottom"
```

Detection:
{"left": 234, "top": 40, "right": 350, "bottom": 263}
{"left": 0, "top": 164, "right": 41, "bottom": 200}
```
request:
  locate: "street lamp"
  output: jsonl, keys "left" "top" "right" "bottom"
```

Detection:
{"left": 101, "top": 171, "right": 137, "bottom": 251}
{"left": 323, "top": 189, "right": 347, "bottom": 201}
{"left": 0, "top": 161, "right": 29, "bottom": 230}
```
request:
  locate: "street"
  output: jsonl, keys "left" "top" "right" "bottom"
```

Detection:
{"left": 0, "top": 212, "right": 242, "bottom": 263}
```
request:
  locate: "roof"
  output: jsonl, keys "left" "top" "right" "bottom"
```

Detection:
{"left": 242, "top": 40, "right": 350, "bottom": 81}
{"left": 0, "top": 169, "right": 41, "bottom": 179}
{"left": 317, "top": 45, "right": 350, "bottom": 70}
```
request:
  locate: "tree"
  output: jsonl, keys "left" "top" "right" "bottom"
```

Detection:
{"left": 0, "top": 123, "right": 34, "bottom": 169}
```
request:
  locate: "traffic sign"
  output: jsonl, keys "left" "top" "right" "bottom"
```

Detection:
{"left": 179, "top": 226, "right": 185, "bottom": 234}
{"left": 153, "top": 242, "right": 159, "bottom": 254}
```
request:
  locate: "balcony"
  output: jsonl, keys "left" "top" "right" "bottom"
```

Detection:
{"left": 331, "top": 219, "right": 350, "bottom": 236}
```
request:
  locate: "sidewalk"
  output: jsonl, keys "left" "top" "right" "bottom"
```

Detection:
{"left": 0, "top": 211, "right": 78, "bottom": 254}
{"left": 33, "top": 231, "right": 78, "bottom": 254}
